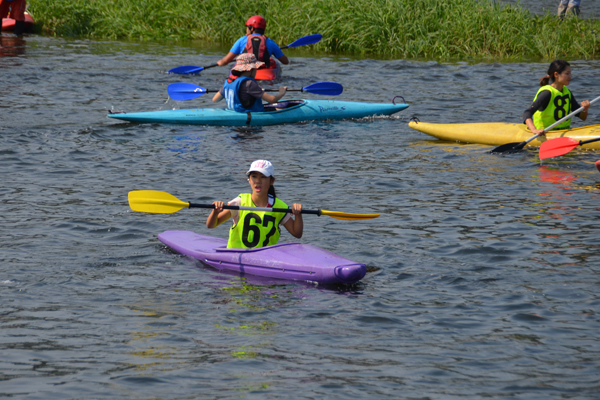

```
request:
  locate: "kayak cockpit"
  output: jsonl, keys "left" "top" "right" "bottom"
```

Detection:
{"left": 215, "top": 242, "right": 301, "bottom": 253}
{"left": 263, "top": 100, "right": 305, "bottom": 112}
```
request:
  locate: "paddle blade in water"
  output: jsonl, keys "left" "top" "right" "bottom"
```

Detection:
{"left": 286, "top": 34, "right": 322, "bottom": 48}
{"left": 167, "top": 83, "right": 207, "bottom": 101}
{"left": 128, "top": 190, "right": 189, "bottom": 214}
{"left": 539, "top": 137, "right": 580, "bottom": 159}
{"left": 168, "top": 65, "right": 204, "bottom": 74}
{"left": 489, "top": 141, "right": 525, "bottom": 154}
{"left": 302, "top": 82, "right": 343, "bottom": 96}
{"left": 320, "top": 209, "right": 380, "bottom": 220}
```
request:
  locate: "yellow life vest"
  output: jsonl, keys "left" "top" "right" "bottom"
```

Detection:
{"left": 227, "top": 193, "right": 289, "bottom": 249}
{"left": 532, "top": 85, "right": 573, "bottom": 130}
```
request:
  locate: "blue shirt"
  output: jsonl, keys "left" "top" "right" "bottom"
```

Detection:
{"left": 223, "top": 77, "right": 264, "bottom": 113}
{"left": 229, "top": 35, "right": 284, "bottom": 59}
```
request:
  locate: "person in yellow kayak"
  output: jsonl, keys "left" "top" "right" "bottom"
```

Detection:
{"left": 212, "top": 53, "right": 287, "bottom": 113}
{"left": 206, "top": 160, "right": 303, "bottom": 249}
{"left": 215, "top": 15, "right": 289, "bottom": 69}
{"left": 523, "top": 59, "right": 591, "bottom": 136}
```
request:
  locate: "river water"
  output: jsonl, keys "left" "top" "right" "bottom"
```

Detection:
{"left": 501, "top": 0, "right": 600, "bottom": 16}
{"left": 2, "top": 34, "right": 600, "bottom": 399}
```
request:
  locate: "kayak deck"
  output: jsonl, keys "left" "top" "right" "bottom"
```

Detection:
{"left": 109, "top": 99, "right": 409, "bottom": 127}
{"left": 158, "top": 230, "right": 367, "bottom": 284}
{"left": 408, "top": 121, "right": 600, "bottom": 149}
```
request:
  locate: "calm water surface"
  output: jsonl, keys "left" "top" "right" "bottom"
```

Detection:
{"left": 1, "top": 34, "right": 600, "bottom": 399}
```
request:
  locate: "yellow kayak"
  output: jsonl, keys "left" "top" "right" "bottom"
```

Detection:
{"left": 408, "top": 121, "right": 600, "bottom": 150}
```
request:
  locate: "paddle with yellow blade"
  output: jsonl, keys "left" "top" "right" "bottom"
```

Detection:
{"left": 490, "top": 94, "right": 600, "bottom": 154}
{"left": 128, "top": 190, "right": 380, "bottom": 221}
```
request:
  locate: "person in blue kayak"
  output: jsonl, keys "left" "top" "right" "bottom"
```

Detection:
{"left": 215, "top": 15, "right": 289, "bottom": 69}
{"left": 212, "top": 53, "right": 287, "bottom": 113}
{"left": 523, "top": 60, "right": 590, "bottom": 136}
{"left": 206, "top": 159, "right": 303, "bottom": 249}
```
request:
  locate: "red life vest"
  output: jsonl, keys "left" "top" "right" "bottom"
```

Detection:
{"left": 243, "top": 34, "right": 270, "bottom": 68}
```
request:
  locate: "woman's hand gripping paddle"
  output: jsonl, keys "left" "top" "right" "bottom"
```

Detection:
{"left": 490, "top": 94, "right": 600, "bottom": 154}
{"left": 128, "top": 190, "right": 379, "bottom": 221}
{"left": 167, "top": 82, "right": 343, "bottom": 101}
{"left": 167, "top": 34, "right": 322, "bottom": 75}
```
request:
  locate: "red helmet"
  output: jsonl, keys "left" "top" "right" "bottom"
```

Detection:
{"left": 245, "top": 15, "right": 267, "bottom": 30}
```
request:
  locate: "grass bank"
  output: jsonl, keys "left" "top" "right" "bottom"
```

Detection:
{"left": 27, "top": 0, "right": 600, "bottom": 60}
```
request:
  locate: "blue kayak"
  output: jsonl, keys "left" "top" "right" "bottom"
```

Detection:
{"left": 108, "top": 99, "right": 409, "bottom": 126}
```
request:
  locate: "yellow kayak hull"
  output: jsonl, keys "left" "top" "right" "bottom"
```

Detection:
{"left": 408, "top": 121, "right": 600, "bottom": 150}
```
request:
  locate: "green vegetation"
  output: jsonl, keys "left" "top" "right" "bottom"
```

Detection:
{"left": 28, "top": 0, "right": 600, "bottom": 60}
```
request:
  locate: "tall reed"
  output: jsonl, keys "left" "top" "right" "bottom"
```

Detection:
{"left": 27, "top": 0, "right": 600, "bottom": 60}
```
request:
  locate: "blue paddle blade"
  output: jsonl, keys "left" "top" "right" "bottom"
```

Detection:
{"left": 167, "top": 83, "right": 207, "bottom": 101}
{"left": 168, "top": 65, "right": 204, "bottom": 75}
{"left": 302, "top": 82, "right": 343, "bottom": 96}
{"left": 286, "top": 34, "right": 322, "bottom": 48}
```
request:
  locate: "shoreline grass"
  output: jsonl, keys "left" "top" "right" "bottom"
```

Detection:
{"left": 27, "top": 0, "right": 600, "bottom": 61}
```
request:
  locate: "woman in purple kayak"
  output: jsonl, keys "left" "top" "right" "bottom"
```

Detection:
{"left": 206, "top": 160, "right": 303, "bottom": 249}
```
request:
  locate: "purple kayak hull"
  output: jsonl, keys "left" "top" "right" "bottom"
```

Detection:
{"left": 158, "top": 230, "right": 366, "bottom": 284}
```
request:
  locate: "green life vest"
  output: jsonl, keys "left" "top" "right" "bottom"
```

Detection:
{"left": 532, "top": 85, "right": 573, "bottom": 130}
{"left": 227, "top": 193, "right": 289, "bottom": 249}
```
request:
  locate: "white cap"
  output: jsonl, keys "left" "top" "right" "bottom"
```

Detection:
{"left": 246, "top": 159, "right": 274, "bottom": 177}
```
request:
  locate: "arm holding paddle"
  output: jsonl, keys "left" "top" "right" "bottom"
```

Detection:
{"left": 216, "top": 52, "right": 237, "bottom": 67}
{"left": 577, "top": 99, "right": 590, "bottom": 120}
{"left": 283, "top": 204, "right": 303, "bottom": 238}
{"left": 261, "top": 87, "right": 287, "bottom": 104}
{"left": 524, "top": 95, "right": 591, "bottom": 136}
{"left": 206, "top": 201, "right": 231, "bottom": 229}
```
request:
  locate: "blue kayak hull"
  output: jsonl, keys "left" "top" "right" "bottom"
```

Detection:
{"left": 108, "top": 99, "right": 409, "bottom": 126}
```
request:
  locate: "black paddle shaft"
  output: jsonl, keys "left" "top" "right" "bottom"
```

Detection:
{"left": 201, "top": 88, "right": 308, "bottom": 94}
{"left": 580, "top": 137, "right": 600, "bottom": 146}
{"left": 189, "top": 202, "right": 321, "bottom": 215}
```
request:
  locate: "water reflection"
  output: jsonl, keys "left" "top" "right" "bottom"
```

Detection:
{"left": 0, "top": 34, "right": 25, "bottom": 58}
{"left": 538, "top": 165, "right": 577, "bottom": 188}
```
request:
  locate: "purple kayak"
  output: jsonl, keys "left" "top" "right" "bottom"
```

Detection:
{"left": 158, "top": 230, "right": 367, "bottom": 284}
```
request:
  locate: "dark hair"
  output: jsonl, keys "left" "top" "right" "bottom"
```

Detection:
{"left": 268, "top": 178, "right": 276, "bottom": 198}
{"left": 231, "top": 70, "right": 244, "bottom": 77}
{"left": 540, "top": 59, "right": 570, "bottom": 86}
{"left": 254, "top": 28, "right": 265, "bottom": 35}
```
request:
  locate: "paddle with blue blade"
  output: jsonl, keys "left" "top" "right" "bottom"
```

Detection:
{"left": 168, "top": 63, "right": 218, "bottom": 75}
{"left": 167, "top": 82, "right": 343, "bottom": 101}
{"left": 279, "top": 33, "right": 322, "bottom": 49}
{"left": 490, "top": 94, "right": 600, "bottom": 154}
{"left": 168, "top": 34, "right": 322, "bottom": 75}
{"left": 128, "top": 190, "right": 379, "bottom": 221}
